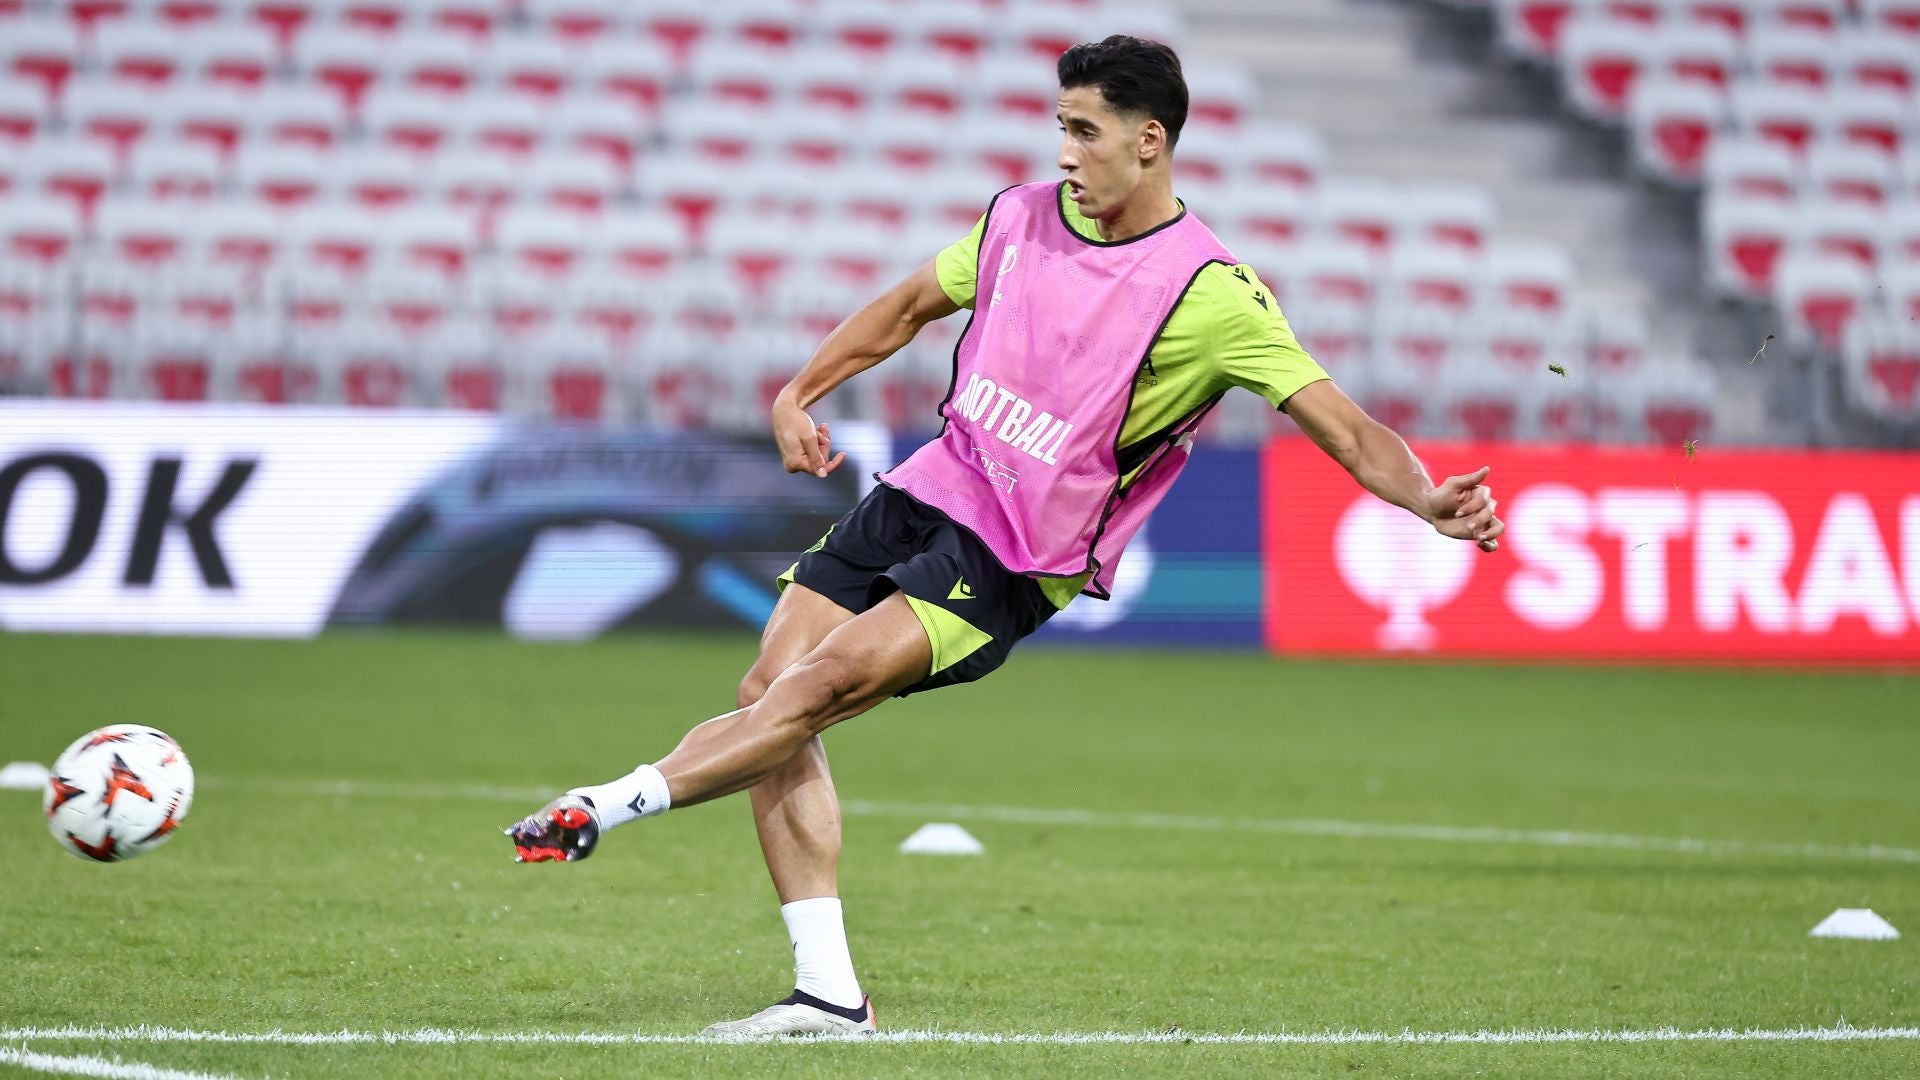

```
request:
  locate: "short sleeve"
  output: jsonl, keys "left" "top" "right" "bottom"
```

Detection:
{"left": 1204, "top": 263, "right": 1330, "bottom": 411}
{"left": 934, "top": 212, "right": 986, "bottom": 310}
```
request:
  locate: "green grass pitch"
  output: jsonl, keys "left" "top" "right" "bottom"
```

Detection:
{"left": 2, "top": 631, "right": 1916, "bottom": 1078}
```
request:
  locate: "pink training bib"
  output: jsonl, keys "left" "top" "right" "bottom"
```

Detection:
{"left": 883, "top": 181, "right": 1235, "bottom": 599}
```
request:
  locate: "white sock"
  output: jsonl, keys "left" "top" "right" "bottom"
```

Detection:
{"left": 782, "top": 896, "right": 863, "bottom": 1009}
{"left": 567, "top": 764, "right": 671, "bottom": 830}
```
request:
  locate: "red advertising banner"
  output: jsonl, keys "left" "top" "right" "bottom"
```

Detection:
{"left": 1262, "top": 439, "right": 1920, "bottom": 664}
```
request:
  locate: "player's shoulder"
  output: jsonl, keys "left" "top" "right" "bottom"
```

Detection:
{"left": 1189, "top": 259, "right": 1283, "bottom": 325}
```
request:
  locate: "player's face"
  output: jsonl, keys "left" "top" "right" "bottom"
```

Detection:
{"left": 1055, "top": 85, "right": 1151, "bottom": 221}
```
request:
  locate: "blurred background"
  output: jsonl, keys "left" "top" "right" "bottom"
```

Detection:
{"left": 0, "top": 0, "right": 1914, "bottom": 658}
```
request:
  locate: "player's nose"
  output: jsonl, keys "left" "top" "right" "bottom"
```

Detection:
{"left": 1057, "top": 139, "right": 1077, "bottom": 171}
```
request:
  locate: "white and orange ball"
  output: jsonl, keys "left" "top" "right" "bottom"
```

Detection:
{"left": 44, "top": 725, "right": 194, "bottom": 863}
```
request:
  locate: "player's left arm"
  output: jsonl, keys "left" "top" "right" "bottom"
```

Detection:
{"left": 1284, "top": 381, "right": 1503, "bottom": 551}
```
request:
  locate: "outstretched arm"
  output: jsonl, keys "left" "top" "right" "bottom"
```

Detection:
{"left": 773, "top": 260, "right": 960, "bottom": 478}
{"left": 1283, "top": 380, "right": 1504, "bottom": 552}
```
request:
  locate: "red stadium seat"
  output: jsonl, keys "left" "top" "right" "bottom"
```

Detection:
{"left": 583, "top": 40, "right": 673, "bottom": 121}
{"left": 1636, "top": 364, "right": 1716, "bottom": 444}
{"left": 1829, "top": 87, "right": 1907, "bottom": 156}
{"left": 528, "top": 153, "right": 624, "bottom": 217}
{"left": 1185, "top": 64, "right": 1256, "bottom": 128}
{"left": 1486, "top": 240, "right": 1575, "bottom": 314}
{"left": 1886, "top": 203, "right": 1920, "bottom": 265}
{"left": 790, "top": 49, "right": 871, "bottom": 114}
{"left": 96, "top": 200, "right": 191, "bottom": 270}
{"left": 430, "top": 322, "right": 502, "bottom": 411}
{"left": 52, "top": 326, "right": 119, "bottom": 399}
{"left": 1746, "top": 26, "right": 1832, "bottom": 90}
{"left": 2, "top": 19, "right": 80, "bottom": 110}
{"left": 1838, "top": 32, "right": 1916, "bottom": 98}
{"left": 528, "top": 0, "right": 624, "bottom": 45}
{"left": 569, "top": 277, "right": 654, "bottom": 352}
{"left": 493, "top": 34, "right": 576, "bottom": 103}
{"left": 1704, "top": 192, "right": 1791, "bottom": 296}
{"left": 160, "top": 84, "right": 248, "bottom": 158}
{"left": 878, "top": 55, "right": 965, "bottom": 119}
{"left": 250, "top": 84, "right": 349, "bottom": 151}
{"left": 1561, "top": 15, "right": 1649, "bottom": 119}
{"left": 1807, "top": 141, "right": 1895, "bottom": 206}
{"left": 220, "top": 314, "right": 311, "bottom": 404}
{"left": 662, "top": 102, "right": 761, "bottom": 167}
{"left": 24, "top": 138, "right": 116, "bottom": 224}
{"left": 127, "top": 141, "right": 225, "bottom": 202}
{"left": 462, "top": 92, "right": 547, "bottom": 162}
{"left": 434, "top": 152, "right": 517, "bottom": 221}
{"left": 201, "top": 201, "right": 282, "bottom": 275}
{"left": 496, "top": 206, "right": 593, "bottom": 281}
{"left": 1007, "top": 3, "right": 1079, "bottom": 62}
{"left": 976, "top": 53, "right": 1056, "bottom": 121}
{"left": 1861, "top": 0, "right": 1920, "bottom": 38}
{"left": 64, "top": 81, "right": 157, "bottom": 165}
{"left": 819, "top": 0, "right": 898, "bottom": 57}
{"left": 391, "top": 32, "right": 480, "bottom": 98}
{"left": 1241, "top": 122, "right": 1325, "bottom": 192}
{"left": 362, "top": 90, "right": 456, "bottom": 161}
{"left": 1581, "top": 298, "right": 1648, "bottom": 372}
{"left": 1441, "top": 370, "right": 1526, "bottom": 443}
{"left": 1730, "top": 82, "right": 1825, "bottom": 155}
{"left": 186, "top": 23, "right": 276, "bottom": 92}
{"left": 1774, "top": 252, "right": 1872, "bottom": 350}
{"left": 244, "top": 0, "right": 319, "bottom": 55}
{"left": 1296, "top": 244, "right": 1377, "bottom": 307}
{"left": 592, "top": 213, "right": 685, "bottom": 281}
{"left": 0, "top": 81, "right": 44, "bottom": 152}
{"left": 76, "top": 262, "right": 144, "bottom": 328}
{"left": 298, "top": 26, "right": 386, "bottom": 115}
{"left": 955, "top": 121, "right": 1051, "bottom": 187}
{"left": 687, "top": 45, "right": 784, "bottom": 110}
{"left": 289, "top": 204, "right": 382, "bottom": 276}
{"left": 162, "top": 262, "right": 247, "bottom": 331}
{"left": 1841, "top": 314, "right": 1920, "bottom": 420}
{"left": 332, "top": 145, "right": 426, "bottom": 213}
{"left": 903, "top": 3, "right": 989, "bottom": 63}
{"left": 1630, "top": 77, "right": 1724, "bottom": 180}
{"left": 422, "top": 0, "right": 491, "bottom": 41}
{"left": 1650, "top": 21, "right": 1737, "bottom": 90}
{"left": 1498, "top": 0, "right": 1589, "bottom": 61}
{"left": 1220, "top": 183, "right": 1308, "bottom": 246}
{"left": 1405, "top": 183, "right": 1497, "bottom": 253}
{"left": 1703, "top": 135, "right": 1800, "bottom": 200}
{"left": 235, "top": 144, "right": 329, "bottom": 212}
{"left": 135, "top": 326, "right": 216, "bottom": 403}
{"left": 1802, "top": 201, "right": 1883, "bottom": 270}
{"left": 637, "top": 0, "right": 711, "bottom": 64}
{"left": 93, "top": 21, "right": 185, "bottom": 89}
{"left": 1384, "top": 244, "right": 1481, "bottom": 314}
{"left": 1754, "top": 0, "right": 1842, "bottom": 33}
{"left": 719, "top": 0, "right": 804, "bottom": 53}
{"left": 1315, "top": 180, "right": 1403, "bottom": 255}
{"left": 1374, "top": 306, "right": 1470, "bottom": 376}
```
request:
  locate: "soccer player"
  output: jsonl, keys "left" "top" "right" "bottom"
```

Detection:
{"left": 508, "top": 35, "right": 1505, "bottom": 1036}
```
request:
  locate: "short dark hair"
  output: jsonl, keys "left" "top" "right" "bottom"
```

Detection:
{"left": 1056, "top": 35, "right": 1188, "bottom": 148}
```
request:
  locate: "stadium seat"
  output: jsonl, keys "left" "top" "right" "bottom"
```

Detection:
{"left": 332, "top": 144, "right": 427, "bottom": 213}
{"left": 921, "top": 167, "right": 1003, "bottom": 232}
{"left": 717, "top": 0, "right": 805, "bottom": 53}
{"left": 1886, "top": 202, "right": 1920, "bottom": 265}
{"left": 1560, "top": 15, "right": 1649, "bottom": 119}
{"left": 1744, "top": 24, "right": 1832, "bottom": 90}
{"left": 955, "top": 120, "right": 1052, "bottom": 187}
{"left": 184, "top": 22, "right": 277, "bottom": 92}
{"left": 1384, "top": 243, "right": 1481, "bottom": 313}
{"left": 1650, "top": 20, "right": 1738, "bottom": 89}
{"left": 495, "top": 206, "right": 594, "bottom": 281}
{"left": 818, "top": 0, "right": 898, "bottom": 57}
{"left": 1172, "top": 126, "right": 1232, "bottom": 185}
{"left": 362, "top": 90, "right": 456, "bottom": 160}
{"left": 361, "top": 264, "right": 461, "bottom": 341}
{"left": 790, "top": 49, "right": 871, "bottom": 114}
{"left": 93, "top": 20, "right": 186, "bottom": 89}
{"left": 1634, "top": 362, "right": 1716, "bottom": 444}
{"left": 527, "top": 152, "right": 624, "bottom": 216}
{"left": 780, "top": 108, "right": 866, "bottom": 170}
{"left": 76, "top": 261, "right": 145, "bottom": 328}
{"left": 1730, "top": 81, "right": 1825, "bottom": 155}
{"left": 1802, "top": 200, "right": 1883, "bottom": 270}
{"left": 1581, "top": 298, "right": 1649, "bottom": 371}
{"left": 1841, "top": 315, "right": 1920, "bottom": 419}
{"left": 0, "top": 80, "right": 44, "bottom": 152}
{"left": 662, "top": 102, "right": 761, "bottom": 167}
{"left": 159, "top": 84, "right": 248, "bottom": 158}
{"left": 235, "top": 143, "right": 330, "bottom": 212}
{"left": 201, "top": 200, "right": 281, "bottom": 275}
{"left": 1704, "top": 191, "right": 1792, "bottom": 296}
{"left": 297, "top": 25, "right": 385, "bottom": 115}
{"left": 126, "top": 141, "right": 225, "bottom": 201}
{"left": 1220, "top": 183, "right": 1309, "bottom": 245}
{"left": 1440, "top": 367, "right": 1528, "bottom": 442}
{"left": 1861, "top": 0, "right": 1920, "bottom": 38}
{"left": 64, "top": 80, "right": 158, "bottom": 164}
{"left": 493, "top": 33, "right": 577, "bottom": 103}
{"left": 809, "top": 223, "right": 890, "bottom": 290}
{"left": 687, "top": 44, "right": 784, "bottom": 110}
{"left": 773, "top": 277, "right": 861, "bottom": 342}
{"left": 424, "top": 318, "right": 501, "bottom": 410}
{"left": 96, "top": 199, "right": 191, "bottom": 270}
{"left": 582, "top": 40, "right": 673, "bottom": 120}
{"left": 434, "top": 153, "right": 516, "bottom": 222}
{"left": 1296, "top": 243, "right": 1378, "bottom": 307}
{"left": 310, "top": 326, "right": 414, "bottom": 407}
{"left": 1486, "top": 240, "right": 1575, "bottom": 313}
{"left": 877, "top": 54, "right": 966, "bottom": 119}
{"left": 977, "top": 52, "right": 1058, "bottom": 121}
{"left": 132, "top": 322, "right": 217, "bottom": 402}
{"left": 1629, "top": 77, "right": 1724, "bottom": 180}
{"left": 383, "top": 205, "right": 473, "bottom": 280}
{"left": 591, "top": 212, "right": 686, "bottom": 282}
{"left": 1185, "top": 64, "right": 1257, "bottom": 128}
{"left": 144, "top": 0, "right": 236, "bottom": 30}
{"left": 23, "top": 138, "right": 117, "bottom": 223}
{"left": 1753, "top": 0, "right": 1842, "bottom": 33}
{"left": 1314, "top": 179, "right": 1403, "bottom": 254}
{"left": 1773, "top": 252, "right": 1872, "bottom": 349}
{"left": 389, "top": 32, "right": 480, "bottom": 98}
{"left": 462, "top": 92, "right": 547, "bottom": 161}
{"left": 901, "top": 2, "right": 990, "bottom": 63}
{"left": 526, "top": 0, "right": 625, "bottom": 45}
{"left": 248, "top": 84, "right": 349, "bottom": 151}
{"left": 161, "top": 260, "right": 248, "bottom": 330}
{"left": 1483, "top": 306, "right": 1576, "bottom": 372}
{"left": 636, "top": 0, "right": 712, "bottom": 64}
{"left": 245, "top": 0, "right": 324, "bottom": 56}
{"left": 287, "top": 203, "right": 382, "bottom": 276}
{"left": 1353, "top": 359, "right": 1426, "bottom": 436}
{"left": 567, "top": 275, "right": 654, "bottom": 352}
{"left": 1497, "top": 0, "right": 1589, "bottom": 61}
{"left": 421, "top": 0, "right": 491, "bottom": 42}
{"left": 321, "top": 0, "right": 413, "bottom": 37}
{"left": 1239, "top": 122, "right": 1325, "bottom": 192}
{"left": 1806, "top": 141, "right": 1895, "bottom": 206}
{"left": 1374, "top": 305, "right": 1471, "bottom": 376}
{"left": 53, "top": 323, "right": 121, "bottom": 398}
{"left": 1828, "top": 86, "right": 1907, "bottom": 155}
{"left": 2, "top": 19, "right": 81, "bottom": 110}
{"left": 551, "top": 95, "right": 650, "bottom": 179}
{"left": 1837, "top": 31, "right": 1915, "bottom": 98}
{"left": 1404, "top": 182, "right": 1497, "bottom": 252}
{"left": 1703, "top": 134, "right": 1800, "bottom": 199}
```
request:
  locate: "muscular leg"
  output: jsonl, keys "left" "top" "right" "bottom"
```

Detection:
{"left": 652, "top": 591, "right": 931, "bottom": 806}
{"left": 738, "top": 584, "right": 856, "bottom": 904}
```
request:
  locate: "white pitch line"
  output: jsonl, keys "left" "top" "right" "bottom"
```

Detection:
{"left": 197, "top": 776, "right": 1920, "bottom": 865}
{"left": 0, "top": 1045, "right": 240, "bottom": 1080}
{"left": 2, "top": 1024, "right": 1917, "bottom": 1047}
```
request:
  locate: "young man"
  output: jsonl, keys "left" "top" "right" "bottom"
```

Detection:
{"left": 508, "top": 36, "right": 1505, "bottom": 1036}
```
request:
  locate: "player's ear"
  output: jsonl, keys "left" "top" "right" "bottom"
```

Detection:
{"left": 1138, "top": 118, "right": 1166, "bottom": 163}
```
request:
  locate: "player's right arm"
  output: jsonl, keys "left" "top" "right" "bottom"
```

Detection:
{"left": 773, "top": 259, "right": 960, "bottom": 478}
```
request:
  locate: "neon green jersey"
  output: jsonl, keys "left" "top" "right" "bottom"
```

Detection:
{"left": 929, "top": 184, "right": 1331, "bottom": 608}
{"left": 934, "top": 184, "right": 1330, "bottom": 453}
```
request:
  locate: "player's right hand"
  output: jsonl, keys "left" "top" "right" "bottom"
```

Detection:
{"left": 773, "top": 396, "right": 846, "bottom": 479}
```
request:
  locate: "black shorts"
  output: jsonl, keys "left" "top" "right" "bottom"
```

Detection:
{"left": 778, "top": 482, "right": 1059, "bottom": 697}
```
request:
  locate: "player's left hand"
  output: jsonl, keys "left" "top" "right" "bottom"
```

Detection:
{"left": 1426, "top": 466, "right": 1503, "bottom": 552}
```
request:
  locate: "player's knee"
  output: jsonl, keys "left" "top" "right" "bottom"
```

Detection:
{"left": 776, "top": 654, "right": 865, "bottom": 733}
{"left": 737, "top": 669, "right": 772, "bottom": 710}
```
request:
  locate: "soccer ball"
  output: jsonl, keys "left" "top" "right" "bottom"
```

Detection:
{"left": 44, "top": 725, "right": 194, "bottom": 863}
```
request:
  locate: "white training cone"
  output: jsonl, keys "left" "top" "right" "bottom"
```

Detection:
{"left": 1810, "top": 908, "right": 1900, "bottom": 940}
{"left": 899, "top": 823, "right": 984, "bottom": 856}
{"left": 0, "top": 762, "right": 50, "bottom": 791}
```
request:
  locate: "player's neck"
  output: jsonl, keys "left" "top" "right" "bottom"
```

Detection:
{"left": 1094, "top": 178, "right": 1182, "bottom": 243}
